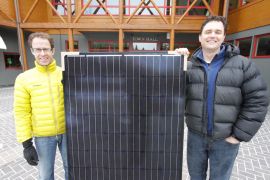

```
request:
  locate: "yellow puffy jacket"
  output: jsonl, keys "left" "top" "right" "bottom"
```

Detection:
{"left": 14, "top": 60, "right": 65, "bottom": 142}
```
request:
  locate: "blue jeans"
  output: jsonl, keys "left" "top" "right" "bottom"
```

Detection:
{"left": 187, "top": 130, "right": 240, "bottom": 180}
{"left": 34, "top": 134, "right": 69, "bottom": 180}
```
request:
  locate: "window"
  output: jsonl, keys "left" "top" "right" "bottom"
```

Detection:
{"left": 253, "top": 34, "right": 270, "bottom": 58}
{"left": 176, "top": 0, "right": 212, "bottom": 16}
{"left": 160, "top": 41, "right": 200, "bottom": 53}
{"left": 52, "top": 0, "right": 75, "bottom": 16}
{"left": 65, "top": 40, "right": 79, "bottom": 51}
{"left": 175, "top": 42, "right": 200, "bottom": 54}
{"left": 89, "top": 40, "right": 121, "bottom": 52}
{"left": 161, "top": 42, "right": 170, "bottom": 51}
{"left": 229, "top": 0, "right": 239, "bottom": 10}
{"left": 3, "top": 52, "right": 21, "bottom": 69}
{"left": 225, "top": 40, "right": 235, "bottom": 45}
{"left": 124, "top": 0, "right": 172, "bottom": 16}
{"left": 81, "top": 0, "right": 212, "bottom": 16}
{"left": 229, "top": 0, "right": 251, "bottom": 11}
{"left": 133, "top": 42, "right": 158, "bottom": 51}
{"left": 236, "top": 37, "right": 252, "bottom": 57}
{"left": 188, "top": 0, "right": 211, "bottom": 15}
{"left": 241, "top": 0, "right": 253, "bottom": 6}
{"left": 83, "top": 0, "right": 119, "bottom": 15}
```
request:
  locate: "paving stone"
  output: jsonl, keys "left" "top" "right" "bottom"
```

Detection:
{"left": 256, "top": 176, "right": 265, "bottom": 180}
{"left": 259, "top": 159, "right": 268, "bottom": 166}
{"left": 238, "top": 170, "right": 256, "bottom": 179}
{"left": 230, "top": 176, "right": 239, "bottom": 180}
{"left": 263, "top": 174, "right": 270, "bottom": 180}
{"left": 254, "top": 166, "right": 270, "bottom": 175}
{"left": 251, "top": 159, "right": 261, "bottom": 168}
{"left": 1, "top": 87, "right": 270, "bottom": 180}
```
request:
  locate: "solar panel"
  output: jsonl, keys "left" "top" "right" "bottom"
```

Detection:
{"left": 63, "top": 53, "right": 186, "bottom": 180}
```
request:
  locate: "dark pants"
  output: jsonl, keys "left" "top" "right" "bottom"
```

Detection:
{"left": 187, "top": 130, "right": 240, "bottom": 180}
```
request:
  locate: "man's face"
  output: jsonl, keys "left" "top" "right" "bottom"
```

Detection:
{"left": 199, "top": 21, "right": 225, "bottom": 52}
{"left": 31, "top": 37, "right": 54, "bottom": 66}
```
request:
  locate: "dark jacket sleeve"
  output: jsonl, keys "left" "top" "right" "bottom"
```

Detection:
{"left": 233, "top": 59, "right": 269, "bottom": 142}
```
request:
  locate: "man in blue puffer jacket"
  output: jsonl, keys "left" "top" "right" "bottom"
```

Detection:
{"left": 176, "top": 16, "right": 269, "bottom": 180}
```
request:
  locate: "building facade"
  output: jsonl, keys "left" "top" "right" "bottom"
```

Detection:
{"left": 0, "top": 0, "right": 270, "bottom": 93}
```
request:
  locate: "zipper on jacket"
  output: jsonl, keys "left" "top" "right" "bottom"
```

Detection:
{"left": 197, "top": 62, "right": 213, "bottom": 136}
{"left": 210, "top": 57, "right": 230, "bottom": 137}
{"left": 201, "top": 65, "right": 209, "bottom": 135}
{"left": 206, "top": 64, "right": 212, "bottom": 136}
{"left": 47, "top": 67, "right": 58, "bottom": 135}
{"left": 57, "top": 71, "right": 61, "bottom": 106}
{"left": 206, "top": 64, "right": 214, "bottom": 137}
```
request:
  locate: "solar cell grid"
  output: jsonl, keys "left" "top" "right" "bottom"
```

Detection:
{"left": 63, "top": 53, "right": 185, "bottom": 180}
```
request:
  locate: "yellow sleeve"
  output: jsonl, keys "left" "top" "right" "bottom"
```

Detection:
{"left": 13, "top": 74, "right": 32, "bottom": 142}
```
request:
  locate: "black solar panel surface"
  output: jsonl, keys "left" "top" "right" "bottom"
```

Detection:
{"left": 63, "top": 53, "right": 185, "bottom": 180}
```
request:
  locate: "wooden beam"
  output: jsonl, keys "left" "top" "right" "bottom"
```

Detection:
{"left": 0, "top": 9, "right": 15, "bottom": 22}
{"left": 14, "top": 0, "right": 28, "bottom": 70}
{"left": 96, "top": 0, "right": 117, "bottom": 24}
{"left": 20, "top": 22, "right": 203, "bottom": 31}
{"left": 119, "top": 0, "right": 123, "bottom": 24}
{"left": 45, "top": 0, "right": 66, "bottom": 23}
{"left": 171, "top": 0, "right": 176, "bottom": 24}
{"left": 67, "top": 0, "right": 74, "bottom": 52}
{"left": 68, "top": 29, "right": 74, "bottom": 51}
{"left": 93, "top": 0, "right": 105, "bottom": 14}
{"left": 176, "top": 0, "right": 198, "bottom": 24}
{"left": 169, "top": 29, "right": 175, "bottom": 51}
{"left": 22, "top": 0, "right": 39, "bottom": 23}
{"left": 169, "top": 0, "right": 176, "bottom": 52}
{"left": 119, "top": 0, "right": 124, "bottom": 53}
{"left": 20, "top": 22, "right": 172, "bottom": 29}
{"left": 0, "top": 20, "right": 16, "bottom": 27}
{"left": 126, "top": 0, "right": 145, "bottom": 23}
{"left": 202, "top": 0, "right": 214, "bottom": 15}
{"left": 67, "top": 0, "right": 72, "bottom": 23}
{"left": 149, "top": 0, "right": 168, "bottom": 24}
{"left": 223, "top": 0, "right": 229, "bottom": 17}
{"left": 19, "top": 29, "right": 28, "bottom": 71}
{"left": 20, "top": 23, "right": 71, "bottom": 28}
{"left": 119, "top": 28, "right": 123, "bottom": 52}
{"left": 138, "top": 0, "right": 153, "bottom": 15}
{"left": 73, "top": 0, "right": 92, "bottom": 23}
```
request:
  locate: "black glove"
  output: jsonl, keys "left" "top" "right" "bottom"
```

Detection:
{"left": 22, "top": 138, "right": 39, "bottom": 166}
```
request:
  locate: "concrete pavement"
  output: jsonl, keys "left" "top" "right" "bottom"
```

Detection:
{"left": 1, "top": 87, "right": 269, "bottom": 180}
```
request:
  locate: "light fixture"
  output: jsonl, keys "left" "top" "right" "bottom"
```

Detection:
{"left": 0, "top": 35, "right": 7, "bottom": 49}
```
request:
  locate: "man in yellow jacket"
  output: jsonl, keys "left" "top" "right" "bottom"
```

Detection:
{"left": 14, "top": 32, "right": 68, "bottom": 180}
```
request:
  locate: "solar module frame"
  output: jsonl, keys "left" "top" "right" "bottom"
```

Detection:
{"left": 63, "top": 53, "right": 186, "bottom": 180}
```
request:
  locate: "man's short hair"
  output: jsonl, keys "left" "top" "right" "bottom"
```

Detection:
{"left": 200, "top": 16, "right": 227, "bottom": 35}
{"left": 28, "top": 32, "right": 54, "bottom": 48}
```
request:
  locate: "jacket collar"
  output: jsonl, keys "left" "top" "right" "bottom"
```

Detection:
{"left": 195, "top": 45, "right": 225, "bottom": 64}
{"left": 35, "top": 59, "right": 56, "bottom": 72}
{"left": 191, "top": 43, "right": 240, "bottom": 66}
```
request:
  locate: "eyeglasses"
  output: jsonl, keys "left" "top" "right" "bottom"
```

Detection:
{"left": 32, "top": 48, "right": 52, "bottom": 53}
